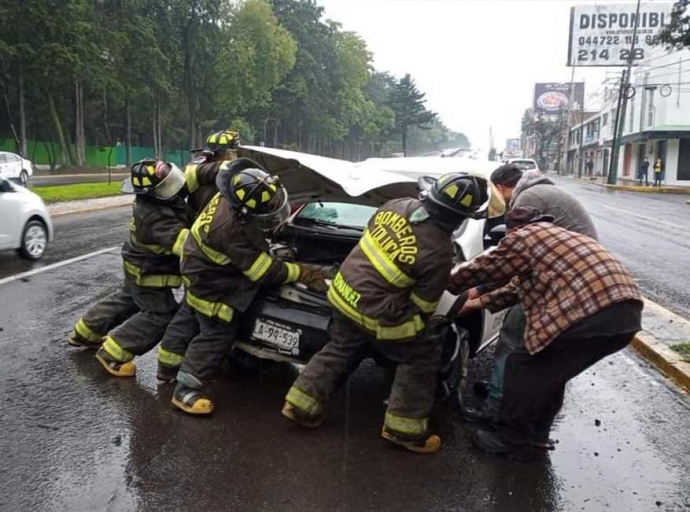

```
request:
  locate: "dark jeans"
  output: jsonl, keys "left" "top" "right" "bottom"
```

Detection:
{"left": 638, "top": 172, "right": 648, "bottom": 186}
{"left": 654, "top": 174, "right": 662, "bottom": 187}
{"left": 498, "top": 332, "right": 634, "bottom": 444}
{"left": 486, "top": 304, "right": 526, "bottom": 410}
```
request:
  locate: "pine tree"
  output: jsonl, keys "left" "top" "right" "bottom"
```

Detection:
{"left": 388, "top": 74, "right": 436, "bottom": 155}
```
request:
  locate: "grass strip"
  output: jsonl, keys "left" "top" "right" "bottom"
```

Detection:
{"left": 32, "top": 182, "right": 123, "bottom": 203}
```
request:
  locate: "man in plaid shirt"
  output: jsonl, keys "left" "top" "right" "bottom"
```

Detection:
{"left": 449, "top": 207, "right": 643, "bottom": 457}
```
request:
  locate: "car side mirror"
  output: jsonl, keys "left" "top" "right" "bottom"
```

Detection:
{"left": 489, "top": 224, "right": 506, "bottom": 242}
{"left": 0, "top": 179, "right": 13, "bottom": 193}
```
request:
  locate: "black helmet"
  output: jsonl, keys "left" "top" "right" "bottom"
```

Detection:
{"left": 121, "top": 158, "right": 185, "bottom": 201}
{"left": 216, "top": 158, "right": 290, "bottom": 232}
{"left": 206, "top": 130, "right": 240, "bottom": 154}
{"left": 421, "top": 172, "right": 482, "bottom": 232}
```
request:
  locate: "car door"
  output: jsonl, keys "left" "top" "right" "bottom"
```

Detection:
{"left": 0, "top": 153, "right": 8, "bottom": 179}
{"left": 0, "top": 178, "right": 22, "bottom": 249}
{"left": 6, "top": 153, "right": 21, "bottom": 178}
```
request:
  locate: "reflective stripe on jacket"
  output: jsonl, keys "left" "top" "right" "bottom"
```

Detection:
{"left": 185, "top": 157, "right": 226, "bottom": 217}
{"left": 181, "top": 193, "right": 301, "bottom": 320}
{"left": 328, "top": 198, "right": 454, "bottom": 341}
{"left": 121, "top": 195, "right": 193, "bottom": 288}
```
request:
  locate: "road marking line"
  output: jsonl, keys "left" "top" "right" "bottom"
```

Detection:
{"left": 0, "top": 246, "right": 119, "bottom": 287}
{"left": 601, "top": 205, "right": 682, "bottom": 230}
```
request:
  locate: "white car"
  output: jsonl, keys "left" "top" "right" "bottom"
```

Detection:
{"left": 0, "top": 151, "right": 34, "bottom": 187}
{"left": 230, "top": 147, "right": 508, "bottom": 406}
{"left": 0, "top": 177, "right": 53, "bottom": 260}
{"left": 505, "top": 158, "right": 540, "bottom": 172}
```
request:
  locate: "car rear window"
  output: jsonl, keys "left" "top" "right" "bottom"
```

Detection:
{"left": 512, "top": 160, "right": 537, "bottom": 170}
{"left": 296, "top": 202, "right": 376, "bottom": 229}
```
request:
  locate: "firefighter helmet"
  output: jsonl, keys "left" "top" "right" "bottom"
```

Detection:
{"left": 121, "top": 158, "right": 186, "bottom": 201}
{"left": 206, "top": 130, "right": 240, "bottom": 154}
{"left": 421, "top": 173, "right": 483, "bottom": 231}
{"left": 215, "top": 158, "right": 290, "bottom": 232}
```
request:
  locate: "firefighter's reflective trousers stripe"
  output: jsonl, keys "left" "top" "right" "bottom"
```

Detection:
{"left": 75, "top": 275, "right": 180, "bottom": 362}
{"left": 158, "top": 300, "right": 200, "bottom": 368}
{"left": 286, "top": 315, "right": 441, "bottom": 439}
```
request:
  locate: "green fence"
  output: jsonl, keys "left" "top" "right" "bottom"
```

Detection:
{"left": 0, "top": 138, "right": 190, "bottom": 168}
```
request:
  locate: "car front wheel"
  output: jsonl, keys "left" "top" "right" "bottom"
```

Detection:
{"left": 19, "top": 170, "right": 29, "bottom": 187}
{"left": 18, "top": 220, "right": 48, "bottom": 260}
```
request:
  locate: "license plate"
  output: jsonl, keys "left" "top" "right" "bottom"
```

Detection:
{"left": 251, "top": 318, "right": 301, "bottom": 354}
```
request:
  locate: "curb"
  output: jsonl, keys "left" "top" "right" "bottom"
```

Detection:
{"left": 566, "top": 177, "right": 690, "bottom": 195}
{"left": 632, "top": 332, "right": 690, "bottom": 392}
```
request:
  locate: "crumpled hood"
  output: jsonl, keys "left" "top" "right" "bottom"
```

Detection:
{"left": 510, "top": 170, "right": 554, "bottom": 208}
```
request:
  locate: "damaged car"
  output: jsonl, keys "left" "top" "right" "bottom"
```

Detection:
{"left": 230, "top": 146, "right": 506, "bottom": 407}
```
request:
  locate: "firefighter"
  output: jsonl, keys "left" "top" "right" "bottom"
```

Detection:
{"left": 68, "top": 159, "right": 193, "bottom": 378}
{"left": 169, "top": 158, "right": 331, "bottom": 416}
{"left": 155, "top": 130, "right": 241, "bottom": 381}
{"left": 185, "top": 130, "right": 241, "bottom": 216}
{"left": 282, "top": 173, "right": 483, "bottom": 454}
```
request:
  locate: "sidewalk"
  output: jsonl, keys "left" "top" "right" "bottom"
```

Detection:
{"left": 558, "top": 173, "right": 690, "bottom": 195}
{"left": 47, "top": 195, "right": 133, "bottom": 217}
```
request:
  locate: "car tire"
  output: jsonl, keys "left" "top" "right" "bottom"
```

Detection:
{"left": 436, "top": 324, "right": 471, "bottom": 410}
{"left": 18, "top": 220, "right": 48, "bottom": 260}
{"left": 19, "top": 170, "right": 29, "bottom": 187}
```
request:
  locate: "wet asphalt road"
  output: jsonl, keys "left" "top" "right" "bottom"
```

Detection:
{"left": 1, "top": 188, "right": 689, "bottom": 511}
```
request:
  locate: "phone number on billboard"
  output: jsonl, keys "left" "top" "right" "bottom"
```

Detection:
{"left": 577, "top": 48, "right": 644, "bottom": 63}
{"left": 577, "top": 35, "right": 661, "bottom": 46}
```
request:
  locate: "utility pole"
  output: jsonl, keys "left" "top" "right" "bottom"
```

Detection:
{"left": 608, "top": 0, "right": 642, "bottom": 185}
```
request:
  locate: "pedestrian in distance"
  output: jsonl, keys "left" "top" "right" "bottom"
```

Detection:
{"left": 638, "top": 157, "right": 650, "bottom": 187}
{"left": 68, "top": 159, "right": 194, "bottom": 378}
{"left": 461, "top": 164, "right": 598, "bottom": 427}
{"left": 653, "top": 158, "right": 663, "bottom": 187}
{"left": 586, "top": 158, "right": 594, "bottom": 177}
{"left": 449, "top": 206, "right": 642, "bottom": 459}
{"left": 168, "top": 158, "right": 332, "bottom": 416}
{"left": 282, "top": 173, "right": 484, "bottom": 454}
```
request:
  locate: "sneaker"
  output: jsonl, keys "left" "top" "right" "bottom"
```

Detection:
{"left": 381, "top": 427, "right": 441, "bottom": 454}
{"left": 157, "top": 363, "right": 178, "bottom": 383}
{"left": 172, "top": 384, "right": 213, "bottom": 415}
{"left": 95, "top": 347, "right": 136, "bottom": 377}
{"left": 281, "top": 402, "right": 322, "bottom": 428}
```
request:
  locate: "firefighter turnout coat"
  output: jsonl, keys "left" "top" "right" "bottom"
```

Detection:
{"left": 181, "top": 192, "right": 302, "bottom": 322}
{"left": 184, "top": 156, "right": 226, "bottom": 216}
{"left": 327, "top": 198, "right": 454, "bottom": 341}
{"left": 121, "top": 195, "right": 193, "bottom": 288}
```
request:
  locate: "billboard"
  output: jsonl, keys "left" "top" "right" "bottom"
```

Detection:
{"left": 567, "top": 3, "right": 674, "bottom": 67}
{"left": 533, "top": 83, "right": 585, "bottom": 116}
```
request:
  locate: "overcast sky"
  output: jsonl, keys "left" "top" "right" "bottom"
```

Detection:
{"left": 317, "top": 0, "right": 668, "bottom": 150}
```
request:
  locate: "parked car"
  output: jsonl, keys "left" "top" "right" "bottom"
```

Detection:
{"left": 505, "top": 158, "right": 539, "bottom": 172}
{"left": 228, "top": 146, "right": 507, "bottom": 407}
{"left": 0, "top": 177, "right": 53, "bottom": 260}
{"left": 0, "top": 151, "right": 34, "bottom": 187}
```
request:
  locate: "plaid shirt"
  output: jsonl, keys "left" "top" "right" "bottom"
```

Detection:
{"left": 449, "top": 222, "right": 641, "bottom": 354}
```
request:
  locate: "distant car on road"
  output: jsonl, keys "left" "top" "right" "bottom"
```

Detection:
{"left": 0, "top": 151, "right": 34, "bottom": 187}
{"left": 505, "top": 158, "right": 540, "bottom": 172}
{"left": 0, "top": 177, "right": 53, "bottom": 260}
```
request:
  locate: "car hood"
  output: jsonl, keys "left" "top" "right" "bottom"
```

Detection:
{"left": 237, "top": 146, "right": 418, "bottom": 206}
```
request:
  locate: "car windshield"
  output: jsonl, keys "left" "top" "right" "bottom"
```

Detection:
{"left": 296, "top": 202, "right": 375, "bottom": 230}
{"left": 513, "top": 160, "right": 537, "bottom": 170}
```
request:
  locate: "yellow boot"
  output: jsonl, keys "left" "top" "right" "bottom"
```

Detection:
{"left": 95, "top": 347, "right": 136, "bottom": 378}
{"left": 381, "top": 427, "right": 441, "bottom": 454}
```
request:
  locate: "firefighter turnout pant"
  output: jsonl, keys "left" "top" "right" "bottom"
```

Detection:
{"left": 74, "top": 275, "right": 179, "bottom": 362}
{"left": 176, "top": 308, "right": 240, "bottom": 385}
{"left": 157, "top": 300, "right": 200, "bottom": 371}
{"left": 287, "top": 315, "right": 442, "bottom": 440}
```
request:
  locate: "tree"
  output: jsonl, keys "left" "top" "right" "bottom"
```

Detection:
{"left": 522, "top": 109, "right": 561, "bottom": 170}
{"left": 388, "top": 74, "right": 436, "bottom": 155}
{"left": 659, "top": 1, "right": 690, "bottom": 49}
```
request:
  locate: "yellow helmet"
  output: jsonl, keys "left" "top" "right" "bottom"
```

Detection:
{"left": 205, "top": 130, "right": 240, "bottom": 154}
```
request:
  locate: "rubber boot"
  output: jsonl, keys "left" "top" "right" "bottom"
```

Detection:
{"left": 381, "top": 427, "right": 442, "bottom": 454}
{"left": 157, "top": 363, "right": 178, "bottom": 383}
{"left": 281, "top": 402, "right": 322, "bottom": 428}
{"left": 95, "top": 347, "right": 136, "bottom": 378}
{"left": 67, "top": 330, "right": 101, "bottom": 349}
{"left": 172, "top": 372, "right": 213, "bottom": 415}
